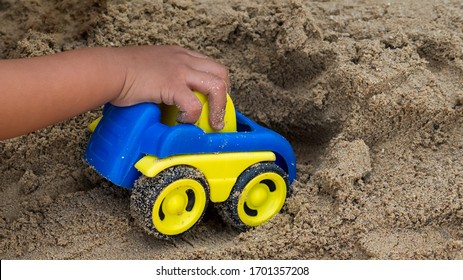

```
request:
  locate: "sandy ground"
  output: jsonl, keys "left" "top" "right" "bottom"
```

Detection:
{"left": 1, "top": 0, "right": 462, "bottom": 259}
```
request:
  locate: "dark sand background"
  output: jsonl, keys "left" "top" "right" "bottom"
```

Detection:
{"left": 1, "top": 0, "right": 462, "bottom": 259}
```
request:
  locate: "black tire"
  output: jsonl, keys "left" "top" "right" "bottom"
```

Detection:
{"left": 218, "top": 162, "right": 289, "bottom": 231}
{"left": 130, "top": 165, "right": 209, "bottom": 239}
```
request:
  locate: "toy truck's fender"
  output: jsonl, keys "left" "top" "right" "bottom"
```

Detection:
{"left": 135, "top": 151, "right": 276, "bottom": 203}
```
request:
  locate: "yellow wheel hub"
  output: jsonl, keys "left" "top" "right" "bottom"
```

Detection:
{"left": 152, "top": 179, "right": 207, "bottom": 236}
{"left": 247, "top": 183, "right": 269, "bottom": 208}
{"left": 164, "top": 193, "right": 187, "bottom": 215}
{"left": 237, "top": 172, "right": 287, "bottom": 227}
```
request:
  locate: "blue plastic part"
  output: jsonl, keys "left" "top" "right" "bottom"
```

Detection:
{"left": 85, "top": 103, "right": 296, "bottom": 188}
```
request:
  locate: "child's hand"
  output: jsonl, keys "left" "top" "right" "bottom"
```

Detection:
{"left": 0, "top": 45, "right": 230, "bottom": 140}
{"left": 111, "top": 46, "right": 230, "bottom": 130}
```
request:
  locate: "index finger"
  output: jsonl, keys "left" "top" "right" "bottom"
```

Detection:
{"left": 186, "top": 56, "right": 231, "bottom": 95}
{"left": 186, "top": 71, "right": 228, "bottom": 130}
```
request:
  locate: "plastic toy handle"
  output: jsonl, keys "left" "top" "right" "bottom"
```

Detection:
{"left": 161, "top": 91, "right": 237, "bottom": 133}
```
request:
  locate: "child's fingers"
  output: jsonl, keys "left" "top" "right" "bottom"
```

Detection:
{"left": 186, "top": 71, "right": 227, "bottom": 130}
{"left": 173, "top": 88, "right": 203, "bottom": 124}
{"left": 187, "top": 57, "right": 231, "bottom": 94}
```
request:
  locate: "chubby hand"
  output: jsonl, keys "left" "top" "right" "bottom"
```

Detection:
{"left": 110, "top": 45, "right": 230, "bottom": 130}
{"left": 0, "top": 45, "right": 229, "bottom": 140}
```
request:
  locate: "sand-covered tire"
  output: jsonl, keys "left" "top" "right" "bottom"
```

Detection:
{"left": 130, "top": 165, "right": 209, "bottom": 239}
{"left": 218, "top": 162, "right": 289, "bottom": 231}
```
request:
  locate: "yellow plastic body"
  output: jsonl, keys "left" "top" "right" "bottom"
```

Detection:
{"left": 88, "top": 116, "right": 102, "bottom": 132}
{"left": 135, "top": 152, "right": 276, "bottom": 203}
{"left": 161, "top": 91, "right": 237, "bottom": 133}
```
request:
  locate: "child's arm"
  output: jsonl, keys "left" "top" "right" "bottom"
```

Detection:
{"left": 0, "top": 45, "right": 229, "bottom": 140}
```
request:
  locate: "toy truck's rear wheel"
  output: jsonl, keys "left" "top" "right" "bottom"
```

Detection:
{"left": 130, "top": 166, "right": 209, "bottom": 238}
{"left": 219, "top": 162, "right": 289, "bottom": 231}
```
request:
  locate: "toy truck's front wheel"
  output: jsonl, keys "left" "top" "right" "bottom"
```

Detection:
{"left": 218, "top": 162, "right": 289, "bottom": 231}
{"left": 130, "top": 166, "right": 209, "bottom": 238}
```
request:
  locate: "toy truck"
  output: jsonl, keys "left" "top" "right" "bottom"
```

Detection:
{"left": 85, "top": 92, "right": 296, "bottom": 238}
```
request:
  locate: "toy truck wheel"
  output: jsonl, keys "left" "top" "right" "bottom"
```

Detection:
{"left": 219, "top": 162, "right": 289, "bottom": 231}
{"left": 130, "top": 166, "right": 209, "bottom": 238}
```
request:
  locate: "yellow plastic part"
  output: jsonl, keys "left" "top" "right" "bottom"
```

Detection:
{"left": 135, "top": 152, "right": 276, "bottom": 203}
{"left": 88, "top": 116, "right": 102, "bottom": 132}
{"left": 161, "top": 91, "right": 237, "bottom": 133}
{"left": 237, "top": 172, "right": 287, "bottom": 227}
{"left": 152, "top": 178, "right": 207, "bottom": 236}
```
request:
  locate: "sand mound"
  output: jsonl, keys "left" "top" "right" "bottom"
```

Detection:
{"left": 1, "top": 0, "right": 462, "bottom": 259}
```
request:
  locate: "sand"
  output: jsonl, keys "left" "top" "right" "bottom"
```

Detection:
{"left": 1, "top": 0, "right": 462, "bottom": 259}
